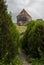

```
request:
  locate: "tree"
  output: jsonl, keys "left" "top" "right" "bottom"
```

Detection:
{"left": 0, "top": 0, "right": 19, "bottom": 64}
{"left": 21, "top": 20, "right": 44, "bottom": 58}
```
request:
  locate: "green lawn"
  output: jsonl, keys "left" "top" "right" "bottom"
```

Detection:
{"left": 16, "top": 25, "right": 27, "bottom": 34}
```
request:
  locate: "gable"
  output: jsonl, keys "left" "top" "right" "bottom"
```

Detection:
{"left": 17, "top": 9, "right": 31, "bottom": 17}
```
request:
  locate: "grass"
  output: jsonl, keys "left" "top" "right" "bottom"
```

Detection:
{"left": 16, "top": 25, "right": 27, "bottom": 34}
{"left": 27, "top": 56, "right": 44, "bottom": 65}
{"left": 12, "top": 55, "right": 23, "bottom": 65}
{"left": 0, "top": 55, "right": 23, "bottom": 65}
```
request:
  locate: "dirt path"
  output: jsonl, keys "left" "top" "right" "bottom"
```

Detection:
{"left": 18, "top": 48, "right": 32, "bottom": 65}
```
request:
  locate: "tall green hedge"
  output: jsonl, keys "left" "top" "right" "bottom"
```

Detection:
{"left": 0, "top": 0, "right": 19, "bottom": 64}
{"left": 21, "top": 20, "right": 44, "bottom": 58}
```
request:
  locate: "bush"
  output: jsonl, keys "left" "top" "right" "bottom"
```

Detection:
{"left": 21, "top": 20, "right": 44, "bottom": 58}
{"left": 12, "top": 55, "right": 23, "bottom": 65}
{"left": 27, "top": 56, "right": 44, "bottom": 65}
{"left": 0, "top": 0, "right": 20, "bottom": 64}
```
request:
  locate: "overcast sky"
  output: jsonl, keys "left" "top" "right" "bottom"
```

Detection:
{"left": 6, "top": 0, "right": 44, "bottom": 22}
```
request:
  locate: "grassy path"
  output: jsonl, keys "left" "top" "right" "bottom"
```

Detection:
{"left": 18, "top": 48, "right": 32, "bottom": 65}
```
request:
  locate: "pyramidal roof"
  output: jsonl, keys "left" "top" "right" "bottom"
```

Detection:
{"left": 17, "top": 9, "right": 31, "bottom": 17}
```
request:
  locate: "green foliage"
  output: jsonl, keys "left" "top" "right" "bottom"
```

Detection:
{"left": 0, "top": 0, "right": 20, "bottom": 64}
{"left": 0, "top": 56, "right": 23, "bottom": 65}
{"left": 12, "top": 55, "right": 23, "bottom": 65}
{"left": 21, "top": 20, "right": 44, "bottom": 58}
{"left": 27, "top": 56, "right": 44, "bottom": 65}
